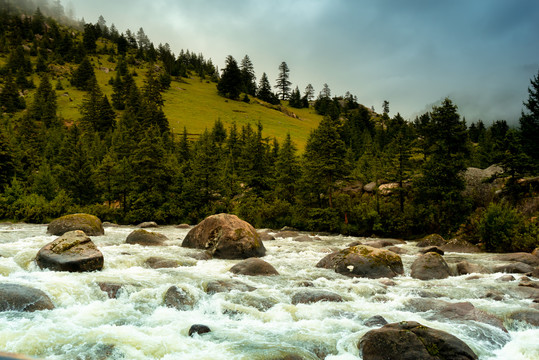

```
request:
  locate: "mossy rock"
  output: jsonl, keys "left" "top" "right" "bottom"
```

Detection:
{"left": 316, "top": 245, "right": 403, "bottom": 279}
{"left": 47, "top": 213, "right": 104, "bottom": 236}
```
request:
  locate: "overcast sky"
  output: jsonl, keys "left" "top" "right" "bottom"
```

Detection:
{"left": 67, "top": 0, "right": 539, "bottom": 125}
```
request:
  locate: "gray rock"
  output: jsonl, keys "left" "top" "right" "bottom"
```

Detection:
{"left": 316, "top": 245, "right": 404, "bottom": 279}
{"left": 456, "top": 260, "right": 490, "bottom": 275}
{"left": 36, "top": 230, "right": 104, "bottom": 272}
{"left": 410, "top": 252, "right": 451, "bottom": 280}
{"left": 0, "top": 283, "right": 54, "bottom": 312}
{"left": 182, "top": 213, "right": 265, "bottom": 259}
{"left": 359, "top": 321, "right": 478, "bottom": 360}
{"left": 47, "top": 213, "right": 104, "bottom": 236}
{"left": 493, "top": 262, "right": 533, "bottom": 274}
{"left": 205, "top": 279, "right": 256, "bottom": 294}
{"left": 229, "top": 257, "right": 279, "bottom": 276}
{"left": 137, "top": 221, "right": 158, "bottom": 228}
{"left": 291, "top": 290, "right": 343, "bottom": 304}
{"left": 126, "top": 229, "right": 168, "bottom": 246}
{"left": 164, "top": 286, "right": 196, "bottom": 310}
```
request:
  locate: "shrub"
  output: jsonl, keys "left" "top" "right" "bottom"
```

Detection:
{"left": 478, "top": 202, "right": 538, "bottom": 252}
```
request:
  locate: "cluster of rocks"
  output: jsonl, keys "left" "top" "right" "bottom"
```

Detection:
{"left": 2, "top": 212, "right": 539, "bottom": 360}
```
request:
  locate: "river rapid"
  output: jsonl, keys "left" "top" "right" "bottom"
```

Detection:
{"left": 0, "top": 223, "right": 537, "bottom": 360}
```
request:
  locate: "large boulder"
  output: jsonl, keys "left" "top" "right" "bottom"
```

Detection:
{"left": 47, "top": 213, "right": 104, "bottom": 236}
{"left": 411, "top": 252, "right": 451, "bottom": 280}
{"left": 436, "top": 302, "right": 507, "bottom": 332}
{"left": 36, "top": 230, "right": 104, "bottom": 272}
{"left": 182, "top": 213, "right": 266, "bottom": 259}
{"left": 316, "top": 245, "right": 404, "bottom": 279}
{"left": 359, "top": 321, "right": 478, "bottom": 360}
{"left": 229, "top": 258, "right": 279, "bottom": 276}
{"left": 0, "top": 283, "right": 55, "bottom": 312}
{"left": 126, "top": 229, "right": 168, "bottom": 246}
{"left": 492, "top": 262, "right": 534, "bottom": 274}
{"left": 440, "top": 238, "right": 481, "bottom": 253}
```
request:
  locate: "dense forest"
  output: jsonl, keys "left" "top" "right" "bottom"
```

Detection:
{"left": 0, "top": 2, "right": 538, "bottom": 253}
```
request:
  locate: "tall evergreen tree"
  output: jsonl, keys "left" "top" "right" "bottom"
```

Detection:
{"left": 71, "top": 57, "right": 96, "bottom": 90}
{"left": 29, "top": 73, "right": 58, "bottom": 128}
{"left": 0, "top": 73, "right": 25, "bottom": 113}
{"left": 519, "top": 68, "right": 539, "bottom": 166}
{"left": 240, "top": 55, "right": 257, "bottom": 96}
{"left": 275, "top": 133, "right": 300, "bottom": 201}
{"left": 275, "top": 61, "right": 291, "bottom": 100}
{"left": 217, "top": 55, "right": 242, "bottom": 100}
{"left": 257, "top": 72, "right": 278, "bottom": 104}
{"left": 302, "top": 116, "right": 348, "bottom": 208}
{"left": 414, "top": 98, "right": 470, "bottom": 234}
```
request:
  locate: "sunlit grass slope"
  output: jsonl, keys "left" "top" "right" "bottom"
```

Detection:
{"left": 163, "top": 77, "right": 321, "bottom": 149}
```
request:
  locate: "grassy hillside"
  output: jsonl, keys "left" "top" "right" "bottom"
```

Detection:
{"left": 2, "top": 49, "right": 322, "bottom": 150}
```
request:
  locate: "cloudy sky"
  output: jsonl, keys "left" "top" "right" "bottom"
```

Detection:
{"left": 67, "top": 0, "right": 539, "bottom": 125}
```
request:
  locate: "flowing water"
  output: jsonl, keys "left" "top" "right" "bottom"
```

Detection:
{"left": 0, "top": 223, "right": 537, "bottom": 359}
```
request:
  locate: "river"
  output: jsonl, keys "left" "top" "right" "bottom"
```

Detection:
{"left": 0, "top": 223, "right": 537, "bottom": 359}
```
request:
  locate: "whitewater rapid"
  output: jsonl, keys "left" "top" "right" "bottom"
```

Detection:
{"left": 0, "top": 223, "right": 537, "bottom": 359}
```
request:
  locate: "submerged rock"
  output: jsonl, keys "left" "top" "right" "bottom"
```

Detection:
{"left": 416, "top": 234, "right": 446, "bottom": 247}
{"left": 145, "top": 257, "right": 180, "bottom": 269}
{"left": 126, "top": 229, "right": 168, "bottom": 246}
{"left": 316, "top": 245, "right": 404, "bottom": 279}
{"left": 440, "top": 238, "right": 481, "bottom": 253}
{"left": 47, "top": 213, "right": 104, "bottom": 236}
{"left": 137, "top": 221, "right": 158, "bottom": 228}
{"left": 98, "top": 282, "right": 123, "bottom": 299}
{"left": 229, "top": 257, "right": 279, "bottom": 276}
{"left": 291, "top": 290, "right": 343, "bottom": 304}
{"left": 410, "top": 252, "right": 451, "bottom": 280}
{"left": 164, "top": 285, "right": 196, "bottom": 310}
{"left": 188, "top": 324, "right": 211, "bottom": 336}
{"left": 182, "top": 213, "right": 265, "bottom": 259}
{"left": 205, "top": 279, "right": 256, "bottom": 294}
{"left": 0, "top": 283, "right": 54, "bottom": 312}
{"left": 456, "top": 260, "right": 490, "bottom": 275}
{"left": 492, "top": 262, "right": 534, "bottom": 274}
{"left": 363, "top": 315, "right": 388, "bottom": 327}
{"left": 359, "top": 321, "right": 478, "bottom": 360}
{"left": 494, "top": 252, "right": 539, "bottom": 266}
{"left": 36, "top": 230, "right": 104, "bottom": 272}
{"left": 508, "top": 309, "right": 539, "bottom": 326}
{"left": 419, "top": 246, "right": 444, "bottom": 255}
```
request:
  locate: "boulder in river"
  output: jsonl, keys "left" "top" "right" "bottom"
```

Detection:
{"left": 0, "top": 283, "right": 55, "bottom": 312}
{"left": 164, "top": 285, "right": 196, "bottom": 310}
{"left": 47, "top": 213, "right": 104, "bottom": 236}
{"left": 410, "top": 252, "right": 451, "bottom": 280}
{"left": 126, "top": 229, "right": 168, "bottom": 246}
{"left": 316, "top": 245, "right": 404, "bottom": 279}
{"left": 494, "top": 252, "right": 539, "bottom": 267}
{"left": 416, "top": 234, "right": 446, "bottom": 247}
{"left": 137, "top": 221, "right": 158, "bottom": 228}
{"left": 291, "top": 289, "right": 343, "bottom": 304}
{"left": 359, "top": 321, "right": 478, "bottom": 360}
{"left": 182, "top": 213, "right": 266, "bottom": 259}
{"left": 229, "top": 258, "right": 279, "bottom": 276}
{"left": 36, "top": 230, "right": 104, "bottom": 272}
{"left": 205, "top": 279, "right": 256, "bottom": 294}
{"left": 456, "top": 260, "right": 491, "bottom": 275}
{"left": 189, "top": 324, "right": 211, "bottom": 336}
{"left": 492, "top": 262, "right": 534, "bottom": 274}
{"left": 507, "top": 309, "right": 539, "bottom": 326}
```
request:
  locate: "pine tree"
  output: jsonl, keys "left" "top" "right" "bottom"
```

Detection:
{"left": 275, "top": 61, "right": 291, "bottom": 100}
{"left": 288, "top": 86, "right": 303, "bottom": 108}
{"left": 302, "top": 116, "right": 349, "bottom": 208}
{"left": 0, "top": 73, "right": 25, "bottom": 113}
{"left": 71, "top": 57, "right": 96, "bottom": 90}
{"left": 519, "top": 68, "right": 539, "bottom": 166}
{"left": 29, "top": 73, "right": 59, "bottom": 128}
{"left": 414, "top": 98, "right": 470, "bottom": 234}
{"left": 275, "top": 133, "right": 300, "bottom": 201}
{"left": 257, "top": 72, "right": 278, "bottom": 104}
{"left": 0, "top": 128, "right": 14, "bottom": 190}
{"left": 240, "top": 55, "right": 257, "bottom": 95}
{"left": 217, "top": 55, "right": 242, "bottom": 100}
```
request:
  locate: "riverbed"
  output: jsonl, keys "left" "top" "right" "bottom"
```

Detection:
{"left": 0, "top": 223, "right": 537, "bottom": 359}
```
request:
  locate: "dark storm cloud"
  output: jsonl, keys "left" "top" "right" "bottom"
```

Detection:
{"left": 69, "top": 0, "right": 539, "bottom": 124}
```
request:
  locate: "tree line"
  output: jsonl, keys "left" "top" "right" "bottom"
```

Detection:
{"left": 0, "top": 4, "right": 538, "bottom": 253}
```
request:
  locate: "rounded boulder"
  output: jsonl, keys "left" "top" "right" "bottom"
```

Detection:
{"left": 229, "top": 258, "right": 279, "bottom": 275}
{"left": 359, "top": 321, "right": 478, "bottom": 360}
{"left": 182, "top": 213, "right": 265, "bottom": 259}
{"left": 47, "top": 213, "right": 104, "bottom": 236}
{"left": 126, "top": 229, "right": 168, "bottom": 246}
{"left": 36, "top": 230, "right": 104, "bottom": 272}
{"left": 411, "top": 252, "right": 451, "bottom": 280}
{"left": 316, "top": 245, "right": 404, "bottom": 279}
{"left": 0, "top": 283, "right": 55, "bottom": 312}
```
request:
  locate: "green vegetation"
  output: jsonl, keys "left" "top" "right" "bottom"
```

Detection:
{"left": 0, "top": 3, "right": 537, "bottom": 252}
